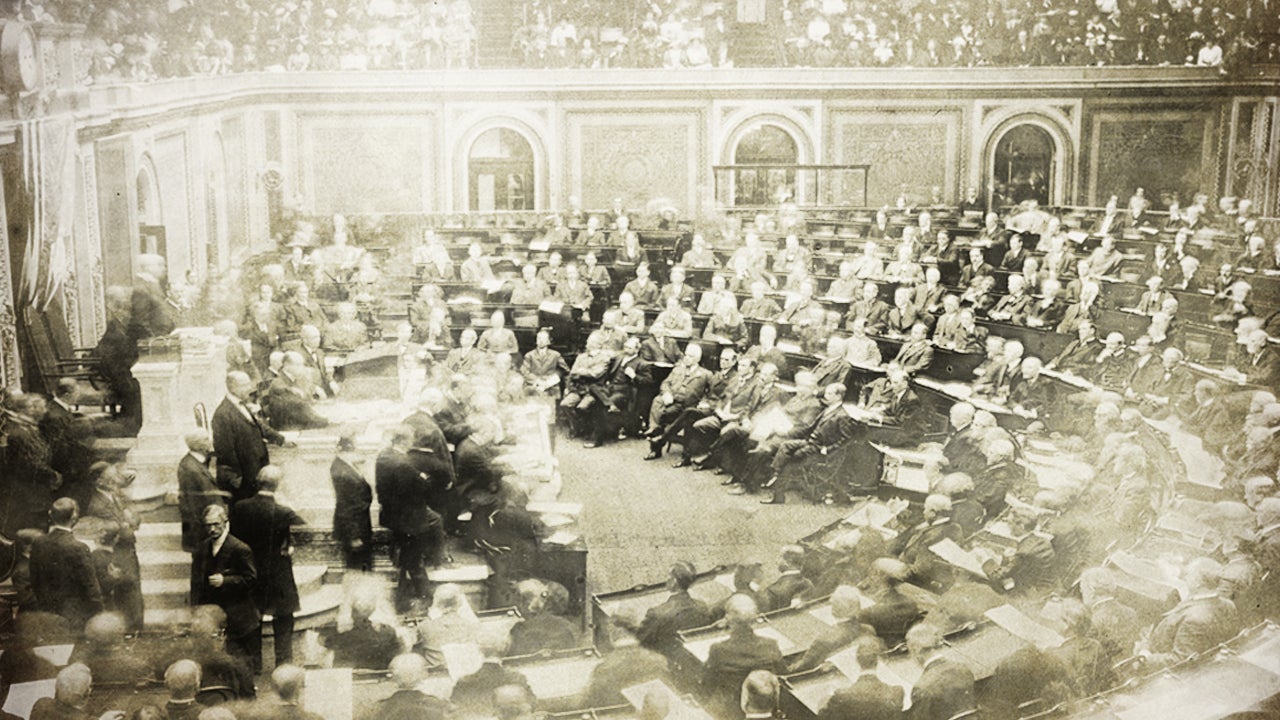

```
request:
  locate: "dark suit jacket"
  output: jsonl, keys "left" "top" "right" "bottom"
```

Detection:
{"left": 330, "top": 457, "right": 373, "bottom": 549}
{"left": 283, "top": 340, "right": 335, "bottom": 395}
{"left": 402, "top": 410, "right": 456, "bottom": 486}
{"left": 375, "top": 448, "right": 434, "bottom": 535}
{"left": 29, "top": 699, "right": 92, "bottom": 720}
{"left": 191, "top": 533, "right": 260, "bottom": 639}
{"left": 702, "top": 627, "right": 785, "bottom": 711}
{"left": 178, "top": 453, "right": 228, "bottom": 552}
{"left": 370, "top": 689, "right": 451, "bottom": 720}
{"left": 910, "top": 657, "right": 976, "bottom": 720}
{"left": 212, "top": 397, "right": 279, "bottom": 497}
{"left": 763, "top": 572, "right": 813, "bottom": 611}
{"left": 893, "top": 340, "right": 934, "bottom": 375}
{"left": 231, "top": 493, "right": 304, "bottom": 615}
{"left": 29, "top": 528, "right": 103, "bottom": 628}
{"left": 451, "top": 662, "right": 532, "bottom": 715}
{"left": 819, "top": 673, "right": 904, "bottom": 720}
{"left": 267, "top": 373, "right": 330, "bottom": 430}
{"left": 507, "top": 613, "right": 578, "bottom": 656}
{"left": 637, "top": 591, "right": 713, "bottom": 655}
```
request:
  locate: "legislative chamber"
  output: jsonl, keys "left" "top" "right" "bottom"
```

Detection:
{"left": 0, "top": 2, "right": 1279, "bottom": 719}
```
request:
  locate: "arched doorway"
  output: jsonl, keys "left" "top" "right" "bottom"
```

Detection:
{"left": 468, "top": 128, "right": 534, "bottom": 212}
{"left": 733, "top": 124, "right": 799, "bottom": 206}
{"left": 135, "top": 158, "right": 167, "bottom": 262}
{"left": 991, "top": 124, "right": 1056, "bottom": 206}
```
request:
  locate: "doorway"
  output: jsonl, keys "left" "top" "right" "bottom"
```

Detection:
{"left": 991, "top": 124, "right": 1056, "bottom": 206}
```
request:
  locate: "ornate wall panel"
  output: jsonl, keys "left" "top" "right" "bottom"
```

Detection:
{"left": 221, "top": 116, "right": 248, "bottom": 264}
{"left": 154, "top": 132, "right": 193, "bottom": 279}
{"left": 79, "top": 148, "right": 105, "bottom": 339}
{"left": 565, "top": 110, "right": 702, "bottom": 215}
{"left": 1087, "top": 110, "right": 1216, "bottom": 205}
{"left": 829, "top": 109, "right": 961, "bottom": 207}
{"left": 93, "top": 138, "right": 134, "bottom": 290}
{"left": 297, "top": 114, "right": 434, "bottom": 215}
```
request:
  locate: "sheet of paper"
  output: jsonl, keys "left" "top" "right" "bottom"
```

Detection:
{"left": 304, "top": 668, "right": 352, "bottom": 720}
{"left": 827, "top": 646, "right": 863, "bottom": 679}
{"left": 543, "top": 530, "right": 579, "bottom": 546}
{"left": 538, "top": 300, "right": 565, "bottom": 314}
{"left": 528, "top": 240, "right": 551, "bottom": 252}
{"left": 428, "top": 564, "right": 491, "bottom": 582}
{"left": 442, "top": 643, "right": 485, "bottom": 680}
{"left": 31, "top": 645, "right": 74, "bottom": 666}
{"left": 482, "top": 279, "right": 506, "bottom": 293}
{"left": 845, "top": 501, "right": 899, "bottom": 528}
{"left": 929, "top": 538, "right": 988, "bottom": 579}
{"left": 984, "top": 604, "right": 1066, "bottom": 650}
{"left": 520, "top": 656, "right": 599, "bottom": 698}
{"left": 2, "top": 680, "right": 55, "bottom": 719}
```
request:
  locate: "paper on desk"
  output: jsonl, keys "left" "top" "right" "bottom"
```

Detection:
{"left": 2, "top": 680, "right": 55, "bottom": 719}
{"left": 482, "top": 279, "right": 506, "bottom": 294}
{"left": 686, "top": 625, "right": 793, "bottom": 661}
{"left": 929, "top": 538, "right": 988, "bottom": 579}
{"left": 528, "top": 240, "right": 551, "bottom": 252}
{"left": 520, "top": 656, "right": 599, "bottom": 698}
{"left": 428, "top": 564, "right": 491, "bottom": 582}
{"left": 304, "top": 668, "right": 352, "bottom": 720}
{"left": 823, "top": 528, "right": 863, "bottom": 550}
{"left": 31, "top": 645, "right": 73, "bottom": 666}
{"left": 1066, "top": 230, "right": 1090, "bottom": 243}
{"left": 442, "top": 643, "right": 485, "bottom": 680}
{"left": 538, "top": 300, "right": 565, "bottom": 314}
{"left": 622, "top": 680, "right": 709, "bottom": 720}
{"left": 776, "top": 342, "right": 803, "bottom": 353}
{"left": 544, "top": 530, "right": 579, "bottom": 546}
{"left": 845, "top": 501, "right": 900, "bottom": 528}
{"left": 984, "top": 604, "right": 1065, "bottom": 650}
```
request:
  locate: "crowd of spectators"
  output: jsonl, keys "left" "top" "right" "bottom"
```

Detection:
{"left": 5, "top": 0, "right": 1279, "bottom": 78}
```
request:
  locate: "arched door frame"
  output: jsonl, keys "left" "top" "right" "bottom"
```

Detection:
{"left": 720, "top": 113, "right": 815, "bottom": 207}
{"left": 453, "top": 117, "right": 547, "bottom": 213}
{"left": 982, "top": 113, "right": 1074, "bottom": 208}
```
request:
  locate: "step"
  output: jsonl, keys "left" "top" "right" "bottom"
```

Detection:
{"left": 136, "top": 522, "right": 184, "bottom": 553}
{"left": 136, "top": 549, "right": 193, "bottom": 579}
{"left": 144, "top": 583, "right": 345, "bottom": 632}
{"left": 141, "top": 565, "right": 330, "bottom": 609}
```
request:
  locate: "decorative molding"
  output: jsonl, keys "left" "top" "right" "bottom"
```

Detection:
{"left": 446, "top": 107, "right": 552, "bottom": 213}
{"left": 295, "top": 112, "right": 436, "bottom": 214}
{"left": 974, "top": 101, "right": 1081, "bottom": 206}
{"left": 80, "top": 147, "right": 104, "bottom": 339}
{"left": 565, "top": 110, "right": 703, "bottom": 215}
{"left": 830, "top": 108, "right": 961, "bottom": 205}
{"left": 1087, "top": 109, "right": 1215, "bottom": 205}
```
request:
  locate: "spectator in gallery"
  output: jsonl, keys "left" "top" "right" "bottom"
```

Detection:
{"left": 325, "top": 302, "right": 371, "bottom": 353}
{"left": 478, "top": 311, "right": 519, "bottom": 355}
{"left": 681, "top": 233, "right": 718, "bottom": 268}
{"left": 582, "top": 251, "right": 611, "bottom": 288}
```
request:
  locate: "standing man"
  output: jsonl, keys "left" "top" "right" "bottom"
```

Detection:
{"left": 192, "top": 504, "right": 262, "bottom": 672}
{"left": 29, "top": 498, "right": 103, "bottom": 631}
{"left": 213, "top": 371, "right": 286, "bottom": 501}
{"left": 177, "top": 432, "right": 228, "bottom": 554}
{"left": 83, "top": 463, "right": 144, "bottom": 632}
{"left": 377, "top": 424, "right": 445, "bottom": 612}
{"left": 130, "top": 253, "right": 176, "bottom": 340}
{"left": 330, "top": 435, "right": 373, "bottom": 571}
{"left": 231, "top": 466, "right": 304, "bottom": 669}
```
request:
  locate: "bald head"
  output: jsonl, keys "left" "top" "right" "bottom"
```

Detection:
{"left": 271, "top": 664, "right": 307, "bottom": 703}
{"left": 165, "top": 659, "right": 201, "bottom": 701}
{"left": 724, "top": 593, "right": 759, "bottom": 627}
{"left": 390, "top": 653, "right": 429, "bottom": 689}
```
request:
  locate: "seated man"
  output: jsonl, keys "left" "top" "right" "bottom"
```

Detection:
{"left": 697, "top": 273, "right": 737, "bottom": 315}
{"left": 891, "top": 494, "right": 963, "bottom": 594}
{"left": 826, "top": 260, "right": 863, "bottom": 301}
{"left": 324, "top": 302, "right": 369, "bottom": 353}
{"left": 727, "top": 371, "right": 825, "bottom": 493}
{"left": 812, "top": 337, "right": 853, "bottom": 389}
{"left": 844, "top": 282, "right": 890, "bottom": 334}
{"left": 582, "top": 251, "right": 612, "bottom": 288}
{"left": 70, "top": 612, "right": 153, "bottom": 686}
{"left": 1130, "top": 347, "right": 1191, "bottom": 418}
{"left": 162, "top": 660, "right": 203, "bottom": 720}
{"left": 653, "top": 349, "right": 741, "bottom": 465}
{"left": 689, "top": 360, "right": 781, "bottom": 471}
{"left": 1025, "top": 278, "right": 1065, "bottom": 329}
{"left": 559, "top": 332, "right": 617, "bottom": 438}
{"left": 644, "top": 343, "right": 712, "bottom": 460}
{"left": 974, "top": 437, "right": 1024, "bottom": 519}
{"left": 595, "top": 310, "right": 629, "bottom": 351}
{"left": 658, "top": 265, "right": 697, "bottom": 310}
{"left": 614, "top": 291, "right": 647, "bottom": 335}
{"left": 1046, "top": 320, "right": 1102, "bottom": 374}
{"left": 858, "top": 365, "right": 927, "bottom": 445}
{"left": 324, "top": 595, "right": 401, "bottom": 670}
{"left": 506, "top": 579, "right": 579, "bottom": 656}
{"left": 584, "top": 337, "right": 650, "bottom": 447}
{"left": 477, "top": 311, "right": 519, "bottom": 355}
{"left": 521, "top": 330, "right": 570, "bottom": 398}
{"left": 509, "top": 264, "right": 549, "bottom": 305}
{"left": 843, "top": 317, "right": 883, "bottom": 367}
{"left": 681, "top": 233, "right": 718, "bottom": 269}
{"left": 370, "top": 654, "right": 452, "bottom": 720}
{"left": 703, "top": 296, "right": 748, "bottom": 349}
{"left": 761, "top": 382, "right": 859, "bottom": 505}
{"left": 536, "top": 252, "right": 565, "bottom": 286}
{"left": 1086, "top": 332, "right": 1133, "bottom": 390}
{"left": 1009, "top": 356, "right": 1058, "bottom": 425}
{"left": 892, "top": 322, "right": 934, "bottom": 376}
{"left": 636, "top": 562, "right": 713, "bottom": 657}
{"left": 973, "top": 339, "right": 1024, "bottom": 402}
{"left": 700, "top": 594, "right": 784, "bottom": 718}
{"left": 267, "top": 351, "right": 331, "bottom": 430}
{"left": 885, "top": 286, "right": 922, "bottom": 337}
{"left": 622, "top": 263, "right": 660, "bottom": 309}
{"left": 444, "top": 328, "right": 487, "bottom": 376}
{"left": 651, "top": 296, "right": 694, "bottom": 338}
{"left": 986, "top": 511, "right": 1056, "bottom": 594}
{"left": 459, "top": 242, "right": 495, "bottom": 283}
{"left": 989, "top": 274, "right": 1032, "bottom": 324}
{"left": 740, "top": 280, "right": 782, "bottom": 321}
{"left": 554, "top": 263, "right": 594, "bottom": 312}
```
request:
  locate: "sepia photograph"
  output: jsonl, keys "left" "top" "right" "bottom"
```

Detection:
{"left": 0, "top": 0, "right": 1277, "bottom": 718}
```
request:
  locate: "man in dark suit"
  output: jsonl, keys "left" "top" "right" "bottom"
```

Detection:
{"left": 702, "top": 594, "right": 785, "bottom": 718}
{"left": 817, "top": 636, "right": 903, "bottom": 720}
{"left": 645, "top": 343, "right": 712, "bottom": 459}
{"left": 94, "top": 286, "right": 142, "bottom": 429}
{"left": 162, "top": 659, "right": 204, "bottom": 720}
{"left": 637, "top": 562, "right": 713, "bottom": 657}
{"left": 891, "top": 323, "right": 934, "bottom": 376}
{"left": 330, "top": 435, "right": 373, "bottom": 571}
{"left": 41, "top": 378, "right": 92, "bottom": 507}
{"left": 231, "top": 466, "right": 304, "bottom": 668}
{"left": 177, "top": 433, "right": 227, "bottom": 554}
{"left": 939, "top": 402, "right": 984, "bottom": 478}
{"left": 762, "top": 546, "right": 812, "bottom": 611}
{"left": 906, "top": 622, "right": 976, "bottom": 720}
{"left": 27, "top": 663, "right": 117, "bottom": 720}
{"left": 369, "top": 654, "right": 451, "bottom": 720}
{"left": 129, "top": 253, "right": 176, "bottom": 340}
{"left": 249, "top": 665, "right": 324, "bottom": 720}
{"left": 283, "top": 324, "right": 336, "bottom": 397}
{"left": 29, "top": 499, "right": 103, "bottom": 631}
{"left": 586, "top": 336, "right": 651, "bottom": 446}
{"left": 761, "top": 383, "right": 859, "bottom": 505}
{"left": 212, "top": 371, "right": 287, "bottom": 501}
{"left": 377, "top": 425, "right": 445, "bottom": 612}
{"left": 4, "top": 393, "right": 61, "bottom": 535}
{"left": 191, "top": 504, "right": 261, "bottom": 672}
{"left": 892, "top": 495, "right": 964, "bottom": 594}
{"left": 82, "top": 464, "right": 144, "bottom": 632}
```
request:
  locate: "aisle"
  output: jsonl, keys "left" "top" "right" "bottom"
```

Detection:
{"left": 555, "top": 435, "right": 848, "bottom": 595}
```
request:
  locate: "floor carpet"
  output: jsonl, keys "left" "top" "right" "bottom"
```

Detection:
{"left": 554, "top": 433, "right": 848, "bottom": 596}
